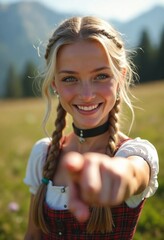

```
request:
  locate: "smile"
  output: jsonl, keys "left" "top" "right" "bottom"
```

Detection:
{"left": 75, "top": 104, "right": 101, "bottom": 111}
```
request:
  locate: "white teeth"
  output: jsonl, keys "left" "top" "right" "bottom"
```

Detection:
{"left": 77, "top": 104, "right": 99, "bottom": 111}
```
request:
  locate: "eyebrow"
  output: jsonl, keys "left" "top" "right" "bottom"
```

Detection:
{"left": 58, "top": 67, "right": 111, "bottom": 74}
{"left": 58, "top": 70, "right": 78, "bottom": 74}
{"left": 91, "top": 67, "right": 111, "bottom": 73}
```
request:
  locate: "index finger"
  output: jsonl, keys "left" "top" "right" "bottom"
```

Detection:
{"left": 62, "top": 152, "right": 84, "bottom": 181}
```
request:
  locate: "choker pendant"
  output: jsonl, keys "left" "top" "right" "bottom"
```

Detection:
{"left": 79, "top": 130, "right": 85, "bottom": 143}
{"left": 72, "top": 120, "right": 109, "bottom": 144}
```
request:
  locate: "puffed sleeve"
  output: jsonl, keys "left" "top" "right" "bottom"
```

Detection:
{"left": 24, "top": 138, "right": 51, "bottom": 194}
{"left": 115, "top": 138, "right": 159, "bottom": 199}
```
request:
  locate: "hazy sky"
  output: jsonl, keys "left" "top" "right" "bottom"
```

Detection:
{"left": 1, "top": 0, "right": 164, "bottom": 21}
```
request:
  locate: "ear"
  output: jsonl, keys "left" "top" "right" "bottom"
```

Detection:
{"left": 121, "top": 67, "right": 127, "bottom": 78}
{"left": 51, "top": 79, "right": 56, "bottom": 91}
{"left": 116, "top": 83, "right": 120, "bottom": 92}
{"left": 116, "top": 68, "right": 127, "bottom": 89}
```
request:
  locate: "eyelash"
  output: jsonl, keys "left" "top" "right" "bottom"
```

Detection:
{"left": 62, "top": 76, "right": 77, "bottom": 83}
{"left": 95, "top": 74, "right": 109, "bottom": 80}
{"left": 61, "top": 73, "right": 110, "bottom": 83}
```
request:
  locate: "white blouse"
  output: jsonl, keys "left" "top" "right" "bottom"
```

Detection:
{"left": 24, "top": 137, "right": 159, "bottom": 209}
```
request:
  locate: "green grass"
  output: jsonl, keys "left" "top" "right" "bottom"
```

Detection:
{"left": 0, "top": 81, "right": 164, "bottom": 239}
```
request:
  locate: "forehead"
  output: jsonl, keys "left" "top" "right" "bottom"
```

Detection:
{"left": 56, "top": 40, "right": 110, "bottom": 69}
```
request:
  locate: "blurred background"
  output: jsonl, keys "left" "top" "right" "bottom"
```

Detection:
{"left": 0, "top": 0, "right": 164, "bottom": 239}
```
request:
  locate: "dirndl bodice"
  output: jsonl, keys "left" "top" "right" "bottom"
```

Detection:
{"left": 42, "top": 200, "right": 145, "bottom": 240}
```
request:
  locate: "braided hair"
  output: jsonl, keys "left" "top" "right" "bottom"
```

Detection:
{"left": 33, "top": 16, "right": 136, "bottom": 234}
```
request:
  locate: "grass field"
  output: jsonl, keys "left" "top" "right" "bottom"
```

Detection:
{"left": 0, "top": 81, "right": 164, "bottom": 239}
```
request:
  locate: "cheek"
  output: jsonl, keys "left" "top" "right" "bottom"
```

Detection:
{"left": 56, "top": 84, "right": 71, "bottom": 97}
{"left": 100, "top": 83, "right": 117, "bottom": 100}
{"left": 57, "top": 87, "right": 75, "bottom": 105}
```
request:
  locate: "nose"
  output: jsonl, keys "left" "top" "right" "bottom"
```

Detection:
{"left": 79, "top": 82, "right": 96, "bottom": 101}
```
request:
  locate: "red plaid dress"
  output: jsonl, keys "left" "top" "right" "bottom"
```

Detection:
{"left": 42, "top": 200, "right": 145, "bottom": 240}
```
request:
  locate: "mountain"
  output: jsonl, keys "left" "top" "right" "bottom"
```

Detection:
{"left": 113, "top": 6, "right": 164, "bottom": 47}
{"left": 0, "top": 2, "right": 164, "bottom": 96}
{"left": 0, "top": 1, "right": 73, "bottom": 96}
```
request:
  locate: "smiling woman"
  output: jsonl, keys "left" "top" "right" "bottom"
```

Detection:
{"left": 54, "top": 40, "right": 118, "bottom": 129}
{"left": 24, "top": 16, "right": 159, "bottom": 240}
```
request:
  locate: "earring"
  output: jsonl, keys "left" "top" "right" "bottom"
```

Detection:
{"left": 53, "top": 89, "right": 59, "bottom": 98}
{"left": 116, "top": 91, "right": 120, "bottom": 100}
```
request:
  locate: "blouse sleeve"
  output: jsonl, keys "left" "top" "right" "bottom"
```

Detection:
{"left": 115, "top": 138, "right": 159, "bottom": 200}
{"left": 24, "top": 138, "right": 50, "bottom": 194}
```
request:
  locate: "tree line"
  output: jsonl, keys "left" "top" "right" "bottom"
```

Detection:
{"left": 4, "top": 29, "right": 164, "bottom": 98}
{"left": 5, "top": 61, "right": 40, "bottom": 98}
{"left": 133, "top": 29, "right": 164, "bottom": 83}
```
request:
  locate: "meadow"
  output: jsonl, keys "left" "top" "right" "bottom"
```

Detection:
{"left": 0, "top": 81, "right": 164, "bottom": 239}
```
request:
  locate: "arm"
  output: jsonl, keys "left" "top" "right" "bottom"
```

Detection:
{"left": 24, "top": 194, "right": 42, "bottom": 240}
{"left": 62, "top": 152, "right": 150, "bottom": 222}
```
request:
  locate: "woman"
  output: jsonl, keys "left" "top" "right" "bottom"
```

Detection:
{"left": 24, "top": 16, "right": 159, "bottom": 239}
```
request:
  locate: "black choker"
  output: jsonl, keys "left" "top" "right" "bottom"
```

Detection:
{"left": 72, "top": 120, "right": 109, "bottom": 143}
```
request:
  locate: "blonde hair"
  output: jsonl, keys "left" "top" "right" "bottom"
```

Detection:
{"left": 33, "top": 16, "right": 137, "bottom": 234}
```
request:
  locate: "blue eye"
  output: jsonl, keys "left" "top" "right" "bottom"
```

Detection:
{"left": 62, "top": 76, "right": 77, "bottom": 83}
{"left": 95, "top": 74, "right": 109, "bottom": 80}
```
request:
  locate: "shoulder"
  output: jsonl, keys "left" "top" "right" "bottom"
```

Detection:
{"left": 115, "top": 137, "right": 159, "bottom": 171}
{"left": 31, "top": 137, "right": 51, "bottom": 155}
{"left": 24, "top": 138, "right": 51, "bottom": 194}
{"left": 116, "top": 137, "right": 158, "bottom": 161}
{"left": 28, "top": 137, "right": 51, "bottom": 171}
{"left": 118, "top": 131, "right": 129, "bottom": 142}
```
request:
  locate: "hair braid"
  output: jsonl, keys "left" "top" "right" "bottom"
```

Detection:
{"left": 108, "top": 98, "right": 120, "bottom": 156}
{"left": 43, "top": 103, "right": 66, "bottom": 179}
{"left": 97, "top": 29, "right": 123, "bottom": 49}
{"left": 33, "top": 102, "right": 66, "bottom": 234}
{"left": 45, "top": 34, "right": 58, "bottom": 60}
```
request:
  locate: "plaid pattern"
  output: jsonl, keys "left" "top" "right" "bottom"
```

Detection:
{"left": 42, "top": 200, "right": 145, "bottom": 240}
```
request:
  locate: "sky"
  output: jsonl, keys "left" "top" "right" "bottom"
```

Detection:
{"left": 1, "top": 0, "right": 164, "bottom": 21}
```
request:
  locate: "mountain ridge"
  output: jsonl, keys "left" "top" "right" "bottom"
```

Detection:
{"left": 115, "top": 5, "right": 164, "bottom": 47}
{"left": 0, "top": 2, "right": 164, "bottom": 96}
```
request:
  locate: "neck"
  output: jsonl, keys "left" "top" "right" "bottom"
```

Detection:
{"left": 70, "top": 131, "right": 110, "bottom": 154}
{"left": 72, "top": 120, "right": 109, "bottom": 144}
